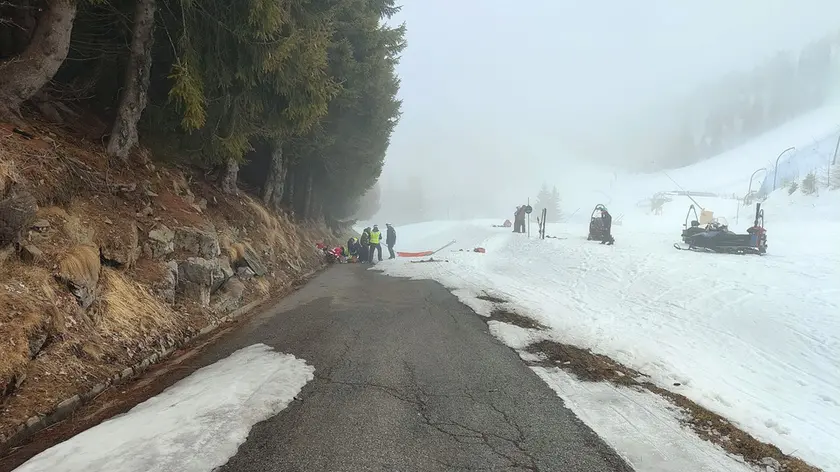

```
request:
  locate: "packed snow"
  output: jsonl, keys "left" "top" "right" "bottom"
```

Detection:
{"left": 372, "top": 130, "right": 840, "bottom": 470}
{"left": 14, "top": 344, "right": 314, "bottom": 472}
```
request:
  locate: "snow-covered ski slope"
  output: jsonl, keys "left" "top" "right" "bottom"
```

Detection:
{"left": 557, "top": 103, "right": 840, "bottom": 226}
{"left": 375, "top": 113, "right": 840, "bottom": 471}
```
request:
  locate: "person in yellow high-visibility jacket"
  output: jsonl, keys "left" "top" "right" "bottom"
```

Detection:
{"left": 368, "top": 224, "right": 383, "bottom": 262}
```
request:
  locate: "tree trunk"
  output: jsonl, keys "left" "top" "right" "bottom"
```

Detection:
{"left": 310, "top": 186, "right": 323, "bottom": 222}
{"left": 0, "top": 0, "right": 77, "bottom": 121}
{"left": 261, "top": 140, "right": 287, "bottom": 210}
{"left": 106, "top": 0, "right": 157, "bottom": 159}
{"left": 220, "top": 159, "right": 239, "bottom": 195}
{"left": 283, "top": 168, "right": 296, "bottom": 206}
{"left": 302, "top": 172, "right": 313, "bottom": 220}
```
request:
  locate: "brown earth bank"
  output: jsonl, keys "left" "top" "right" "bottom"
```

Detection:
{"left": 480, "top": 293, "right": 821, "bottom": 472}
{"left": 0, "top": 117, "right": 344, "bottom": 448}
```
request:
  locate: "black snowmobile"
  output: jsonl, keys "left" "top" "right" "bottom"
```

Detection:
{"left": 587, "top": 204, "right": 609, "bottom": 241}
{"left": 674, "top": 203, "right": 767, "bottom": 255}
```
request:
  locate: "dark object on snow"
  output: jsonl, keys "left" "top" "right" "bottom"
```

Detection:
{"left": 674, "top": 203, "right": 767, "bottom": 255}
{"left": 513, "top": 205, "right": 527, "bottom": 233}
{"left": 386, "top": 223, "right": 396, "bottom": 259}
{"left": 410, "top": 257, "right": 446, "bottom": 263}
{"left": 587, "top": 204, "right": 612, "bottom": 242}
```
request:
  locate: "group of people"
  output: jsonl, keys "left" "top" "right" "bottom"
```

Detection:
{"left": 343, "top": 223, "right": 397, "bottom": 264}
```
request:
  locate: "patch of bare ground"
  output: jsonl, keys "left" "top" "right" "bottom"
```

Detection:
{"left": 488, "top": 309, "right": 547, "bottom": 331}
{"left": 476, "top": 294, "right": 506, "bottom": 304}
{"left": 525, "top": 339, "right": 820, "bottom": 472}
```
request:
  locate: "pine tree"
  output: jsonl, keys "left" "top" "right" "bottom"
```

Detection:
{"left": 830, "top": 164, "right": 840, "bottom": 190}
{"left": 787, "top": 180, "right": 799, "bottom": 195}
{"left": 534, "top": 184, "right": 561, "bottom": 222}
{"left": 801, "top": 172, "right": 818, "bottom": 195}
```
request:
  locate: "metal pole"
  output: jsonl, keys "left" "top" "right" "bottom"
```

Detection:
{"left": 773, "top": 147, "right": 796, "bottom": 190}
{"left": 832, "top": 131, "right": 840, "bottom": 166}
{"left": 527, "top": 197, "right": 531, "bottom": 239}
{"left": 748, "top": 167, "right": 767, "bottom": 198}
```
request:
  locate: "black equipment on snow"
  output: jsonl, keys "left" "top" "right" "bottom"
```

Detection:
{"left": 587, "top": 204, "right": 609, "bottom": 241}
{"left": 674, "top": 203, "right": 767, "bottom": 255}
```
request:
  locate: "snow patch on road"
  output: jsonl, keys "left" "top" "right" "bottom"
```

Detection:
{"left": 15, "top": 344, "right": 314, "bottom": 472}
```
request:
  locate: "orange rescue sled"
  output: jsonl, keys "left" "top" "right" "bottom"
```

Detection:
{"left": 396, "top": 239, "right": 456, "bottom": 258}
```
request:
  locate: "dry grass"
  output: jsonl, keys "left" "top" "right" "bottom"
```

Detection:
{"left": 98, "top": 268, "right": 183, "bottom": 344}
{"left": 57, "top": 245, "right": 100, "bottom": 288}
{"left": 0, "top": 154, "right": 22, "bottom": 196}
{"left": 255, "top": 278, "right": 271, "bottom": 296}
{"left": 0, "top": 262, "right": 62, "bottom": 385}
{"left": 245, "top": 197, "right": 307, "bottom": 270}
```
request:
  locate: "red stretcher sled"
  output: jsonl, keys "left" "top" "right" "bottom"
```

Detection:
{"left": 397, "top": 239, "right": 456, "bottom": 258}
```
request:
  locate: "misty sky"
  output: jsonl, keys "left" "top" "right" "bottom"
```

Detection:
{"left": 379, "top": 0, "right": 840, "bottom": 201}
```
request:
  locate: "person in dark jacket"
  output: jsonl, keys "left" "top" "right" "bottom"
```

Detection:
{"left": 600, "top": 209, "right": 615, "bottom": 245}
{"left": 346, "top": 237, "right": 360, "bottom": 262}
{"left": 385, "top": 223, "right": 397, "bottom": 259}
{"left": 359, "top": 227, "right": 371, "bottom": 263}
{"left": 513, "top": 205, "right": 527, "bottom": 233}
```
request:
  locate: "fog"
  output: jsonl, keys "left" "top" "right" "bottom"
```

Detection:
{"left": 374, "top": 0, "right": 840, "bottom": 224}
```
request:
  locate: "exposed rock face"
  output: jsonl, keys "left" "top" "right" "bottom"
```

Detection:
{"left": 211, "top": 277, "right": 245, "bottom": 314}
{"left": 159, "top": 260, "right": 178, "bottom": 304}
{"left": 145, "top": 224, "right": 175, "bottom": 259}
{"left": 174, "top": 226, "right": 220, "bottom": 259}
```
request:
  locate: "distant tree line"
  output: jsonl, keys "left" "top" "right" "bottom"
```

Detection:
{"left": 560, "top": 31, "right": 840, "bottom": 171}
{"left": 0, "top": 0, "right": 405, "bottom": 221}
{"left": 655, "top": 33, "right": 838, "bottom": 169}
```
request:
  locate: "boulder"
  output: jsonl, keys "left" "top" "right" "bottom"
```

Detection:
{"left": 145, "top": 224, "right": 174, "bottom": 259}
{"left": 177, "top": 257, "right": 231, "bottom": 306}
{"left": 242, "top": 245, "right": 267, "bottom": 276}
{"left": 19, "top": 244, "right": 43, "bottom": 263}
{"left": 100, "top": 221, "right": 139, "bottom": 268}
{"left": 174, "top": 226, "right": 220, "bottom": 259}
{"left": 216, "top": 257, "right": 234, "bottom": 292}
{"left": 0, "top": 189, "right": 37, "bottom": 247}
{"left": 236, "top": 266, "right": 256, "bottom": 280}
{"left": 30, "top": 219, "right": 50, "bottom": 232}
{"left": 211, "top": 277, "right": 245, "bottom": 314}
{"left": 28, "top": 331, "right": 49, "bottom": 359}
{"left": 760, "top": 457, "right": 782, "bottom": 472}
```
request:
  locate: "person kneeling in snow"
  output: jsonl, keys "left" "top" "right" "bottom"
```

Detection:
{"left": 600, "top": 209, "right": 615, "bottom": 245}
{"left": 346, "top": 237, "right": 360, "bottom": 262}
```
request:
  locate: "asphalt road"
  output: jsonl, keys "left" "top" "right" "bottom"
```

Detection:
{"left": 187, "top": 264, "right": 631, "bottom": 472}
